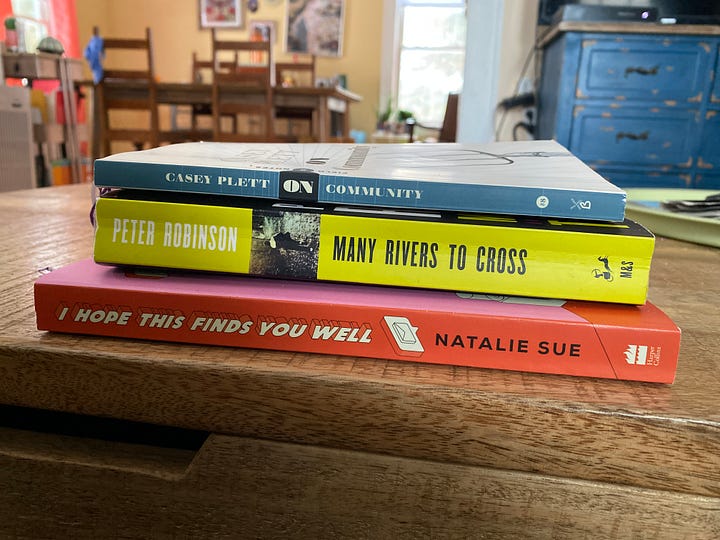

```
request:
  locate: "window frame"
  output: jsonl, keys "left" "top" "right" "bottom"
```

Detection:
{"left": 398, "top": 0, "right": 467, "bottom": 125}
{"left": 380, "top": 0, "right": 505, "bottom": 142}
{"left": 381, "top": 0, "right": 466, "bottom": 124}
{"left": 11, "top": 0, "right": 52, "bottom": 53}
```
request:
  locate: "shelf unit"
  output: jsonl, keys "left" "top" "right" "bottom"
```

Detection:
{"left": 2, "top": 51, "right": 87, "bottom": 184}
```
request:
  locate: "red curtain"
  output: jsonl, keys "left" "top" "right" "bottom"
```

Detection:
{"left": 50, "top": 0, "right": 79, "bottom": 58}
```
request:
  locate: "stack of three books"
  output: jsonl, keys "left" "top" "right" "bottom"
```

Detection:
{"left": 34, "top": 140, "right": 681, "bottom": 383}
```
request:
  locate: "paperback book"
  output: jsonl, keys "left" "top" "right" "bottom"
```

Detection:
{"left": 93, "top": 190, "right": 654, "bottom": 304}
{"left": 35, "top": 259, "right": 680, "bottom": 383}
{"left": 93, "top": 140, "right": 627, "bottom": 221}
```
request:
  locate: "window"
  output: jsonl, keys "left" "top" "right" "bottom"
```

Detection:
{"left": 11, "top": 0, "right": 51, "bottom": 53}
{"left": 391, "top": 0, "right": 466, "bottom": 125}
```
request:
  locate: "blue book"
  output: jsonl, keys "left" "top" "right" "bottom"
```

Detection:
{"left": 94, "top": 140, "right": 627, "bottom": 221}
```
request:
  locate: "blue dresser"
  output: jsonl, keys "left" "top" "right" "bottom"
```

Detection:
{"left": 537, "top": 23, "right": 720, "bottom": 188}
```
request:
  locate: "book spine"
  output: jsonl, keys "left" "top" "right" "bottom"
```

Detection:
{"left": 93, "top": 197, "right": 653, "bottom": 303}
{"left": 34, "top": 281, "right": 678, "bottom": 383}
{"left": 317, "top": 176, "right": 626, "bottom": 222}
{"left": 94, "top": 161, "right": 625, "bottom": 221}
{"left": 564, "top": 301, "right": 680, "bottom": 383}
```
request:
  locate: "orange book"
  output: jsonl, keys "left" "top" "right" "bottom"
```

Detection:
{"left": 34, "top": 259, "right": 681, "bottom": 383}
{"left": 51, "top": 161, "right": 71, "bottom": 185}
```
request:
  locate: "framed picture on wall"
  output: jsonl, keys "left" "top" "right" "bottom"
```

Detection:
{"left": 249, "top": 20, "right": 277, "bottom": 44}
{"left": 285, "top": 0, "right": 345, "bottom": 57}
{"left": 199, "top": 0, "right": 244, "bottom": 28}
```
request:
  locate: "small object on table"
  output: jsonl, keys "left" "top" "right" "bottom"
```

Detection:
{"left": 661, "top": 192, "right": 720, "bottom": 218}
{"left": 624, "top": 188, "right": 720, "bottom": 247}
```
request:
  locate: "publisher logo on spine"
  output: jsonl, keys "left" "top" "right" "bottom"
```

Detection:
{"left": 624, "top": 344, "right": 661, "bottom": 366}
{"left": 279, "top": 170, "right": 319, "bottom": 202}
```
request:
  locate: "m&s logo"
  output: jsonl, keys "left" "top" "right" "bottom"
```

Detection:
{"left": 279, "top": 170, "right": 319, "bottom": 201}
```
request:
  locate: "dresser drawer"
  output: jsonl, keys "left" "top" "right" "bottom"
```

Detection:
{"left": 570, "top": 105, "right": 698, "bottom": 167}
{"left": 711, "top": 47, "right": 720, "bottom": 104}
{"left": 698, "top": 110, "right": 720, "bottom": 169}
{"left": 695, "top": 174, "right": 720, "bottom": 189}
{"left": 576, "top": 36, "right": 711, "bottom": 102}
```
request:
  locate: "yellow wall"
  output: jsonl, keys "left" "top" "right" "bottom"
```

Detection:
{"left": 75, "top": 0, "right": 383, "bottom": 138}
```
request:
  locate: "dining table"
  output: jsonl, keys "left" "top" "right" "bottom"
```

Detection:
{"left": 87, "top": 79, "right": 362, "bottom": 156}
{"left": 162, "top": 82, "right": 361, "bottom": 139}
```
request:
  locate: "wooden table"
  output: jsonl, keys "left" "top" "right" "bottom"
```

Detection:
{"left": 159, "top": 82, "right": 361, "bottom": 142}
{"left": 1, "top": 184, "right": 718, "bottom": 538}
{"left": 273, "top": 85, "right": 361, "bottom": 142}
{"left": 90, "top": 80, "right": 361, "bottom": 151}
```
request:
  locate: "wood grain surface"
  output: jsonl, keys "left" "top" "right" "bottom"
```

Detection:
{"left": 1, "top": 184, "right": 718, "bottom": 537}
{"left": 1, "top": 432, "right": 718, "bottom": 539}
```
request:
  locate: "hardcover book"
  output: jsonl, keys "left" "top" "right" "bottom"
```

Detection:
{"left": 93, "top": 140, "right": 627, "bottom": 222}
{"left": 93, "top": 190, "right": 654, "bottom": 304}
{"left": 34, "top": 259, "right": 680, "bottom": 383}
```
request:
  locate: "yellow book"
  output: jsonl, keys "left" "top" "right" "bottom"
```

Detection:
{"left": 94, "top": 192, "right": 655, "bottom": 304}
{"left": 30, "top": 89, "right": 48, "bottom": 123}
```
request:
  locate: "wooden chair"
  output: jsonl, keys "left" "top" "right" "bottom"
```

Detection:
{"left": 275, "top": 56, "right": 316, "bottom": 88}
{"left": 192, "top": 52, "right": 215, "bottom": 84}
{"left": 274, "top": 56, "right": 316, "bottom": 140}
{"left": 190, "top": 51, "right": 237, "bottom": 132}
{"left": 211, "top": 30, "right": 279, "bottom": 142}
{"left": 407, "top": 92, "right": 459, "bottom": 143}
{"left": 160, "top": 52, "right": 241, "bottom": 144}
{"left": 94, "top": 27, "right": 159, "bottom": 157}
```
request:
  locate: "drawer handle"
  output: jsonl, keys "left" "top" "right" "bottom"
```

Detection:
{"left": 624, "top": 65, "right": 659, "bottom": 77}
{"left": 616, "top": 131, "right": 649, "bottom": 142}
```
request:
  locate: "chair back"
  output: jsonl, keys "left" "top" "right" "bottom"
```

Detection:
{"left": 438, "top": 92, "right": 459, "bottom": 143}
{"left": 93, "top": 26, "right": 159, "bottom": 156}
{"left": 275, "top": 56, "right": 316, "bottom": 88}
{"left": 212, "top": 29, "right": 273, "bottom": 85}
{"left": 406, "top": 92, "right": 459, "bottom": 143}
{"left": 99, "top": 26, "right": 155, "bottom": 83}
{"left": 210, "top": 29, "right": 275, "bottom": 141}
{"left": 192, "top": 51, "right": 237, "bottom": 83}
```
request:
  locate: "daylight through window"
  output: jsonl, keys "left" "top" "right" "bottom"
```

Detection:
{"left": 396, "top": 0, "right": 466, "bottom": 126}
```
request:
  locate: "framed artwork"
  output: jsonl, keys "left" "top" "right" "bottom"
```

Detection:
{"left": 199, "top": 0, "right": 244, "bottom": 28}
{"left": 249, "top": 20, "right": 277, "bottom": 44}
{"left": 285, "top": 0, "right": 345, "bottom": 57}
